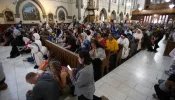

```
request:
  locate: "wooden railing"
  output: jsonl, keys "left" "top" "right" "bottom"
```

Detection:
{"left": 147, "top": 3, "right": 169, "bottom": 10}
{"left": 42, "top": 37, "right": 124, "bottom": 77}
{"left": 164, "top": 40, "right": 175, "bottom": 56}
{"left": 132, "top": 8, "right": 175, "bottom": 15}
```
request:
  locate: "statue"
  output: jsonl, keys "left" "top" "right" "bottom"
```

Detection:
{"left": 88, "top": 0, "right": 95, "bottom": 9}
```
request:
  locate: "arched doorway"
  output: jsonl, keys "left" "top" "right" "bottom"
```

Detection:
{"left": 100, "top": 8, "right": 107, "bottom": 22}
{"left": 111, "top": 10, "right": 116, "bottom": 22}
{"left": 119, "top": 12, "right": 124, "bottom": 23}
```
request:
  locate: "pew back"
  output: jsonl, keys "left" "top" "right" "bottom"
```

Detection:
{"left": 42, "top": 38, "right": 79, "bottom": 68}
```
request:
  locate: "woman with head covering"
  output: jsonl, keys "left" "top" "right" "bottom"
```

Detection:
{"left": 117, "top": 34, "right": 130, "bottom": 59}
{"left": 25, "top": 33, "right": 44, "bottom": 69}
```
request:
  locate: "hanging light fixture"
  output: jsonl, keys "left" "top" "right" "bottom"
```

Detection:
{"left": 169, "top": 3, "right": 175, "bottom": 9}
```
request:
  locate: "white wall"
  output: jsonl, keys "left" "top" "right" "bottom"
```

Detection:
{"left": 0, "top": 0, "right": 145, "bottom": 24}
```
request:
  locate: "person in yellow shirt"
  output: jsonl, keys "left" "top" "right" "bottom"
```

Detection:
{"left": 106, "top": 34, "right": 119, "bottom": 52}
{"left": 106, "top": 33, "right": 119, "bottom": 71}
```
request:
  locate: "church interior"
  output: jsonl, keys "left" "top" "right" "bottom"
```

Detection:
{"left": 0, "top": 0, "right": 175, "bottom": 100}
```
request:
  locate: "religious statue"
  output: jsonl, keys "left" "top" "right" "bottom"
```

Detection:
{"left": 88, "top": 0, "right": 95, "bottom": 9}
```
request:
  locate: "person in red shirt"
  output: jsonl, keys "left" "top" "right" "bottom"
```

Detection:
{"left": 96, "top": 33, "right": 106, "bottom": 48}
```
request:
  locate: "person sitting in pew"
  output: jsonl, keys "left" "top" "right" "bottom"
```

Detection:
{"left": 89, "top": 39, "right": 106, "bottom": 81}
{"left": 63, "top": 30, "right": 77, "bottom": 52}
{"left": 106, "top": 33, "right": 119, "bottom": 71}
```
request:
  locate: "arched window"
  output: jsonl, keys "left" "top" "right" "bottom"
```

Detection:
{"left": 22, "top": 2, "right": 40, "bottom": 20}
{"left": 58, "top": 10, "right": 65, "bottom": 21}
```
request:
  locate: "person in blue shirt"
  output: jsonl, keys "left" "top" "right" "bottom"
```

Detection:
{"left": 76, "top": 34, "right": 90, "bottom": 53}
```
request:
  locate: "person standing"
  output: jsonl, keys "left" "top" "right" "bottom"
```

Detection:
{"left": 106, "top": 33, "right": 119, "bottom": 71}
{"left": 68, "top": 50, "right": 107, "bottom": 100}
{"left": 89, "top": 40, "right": 106, "bottom": 81}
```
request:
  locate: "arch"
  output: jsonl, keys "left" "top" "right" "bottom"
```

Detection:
{"left": 119, "top": 11, "right": 124, "bottom": 21}
{"left": 111, "top": 10, "right": 116, "bottom": 20}
{"left": 55, "top": 6, "right": 68, "bottom": 18}
{"left": 100, "top": 8, "right": 107, "bottom": 21}
{"left": 16, "top": 0, "right": 46, "bottom": 18}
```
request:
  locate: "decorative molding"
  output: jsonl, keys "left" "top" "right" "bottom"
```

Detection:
{"left": 67, "top": 16, "right": 72, "bottom": 19}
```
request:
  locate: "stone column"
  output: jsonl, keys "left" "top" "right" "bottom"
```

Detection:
{"left": 96, "top": 0, "right": 99, "bottom": 11}
{"left": 78, "top": 0, "right": 81, "bottom": 20}
{"left": 108, "top": 0, "right": 111, "bottom": 12}
{"left": 117, "top": 0, "right": 120, "bottom": 14}
{"left": 81, "top": 0, "right": 84, "bottom": 8}
{"left": 124, "top": 0, "right": 127, "bottom": 15}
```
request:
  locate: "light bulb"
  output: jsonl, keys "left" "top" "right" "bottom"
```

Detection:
{"left": 165, "top": 0, "right": 171, "bottom": 2}
{"left": 138, "top": 8, "right": 142, "bottom": 11}
{"left": 169, "top": 4, "right": 175, "bottom": 9}
{"left": 126, "top": 2, "right": 131, "bottom": 7}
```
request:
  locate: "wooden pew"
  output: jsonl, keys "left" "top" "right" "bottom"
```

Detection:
{"left": 164, "top": 40, "right": 175, "bottom": 56}
{"left": 116, "top": 44, "right": 123, "bottom": 66}
{"left": 101, "top": 50, "right": 110, "bottom": 76}
{"left": 42, "top": 38, "right": 79, "bottom": 68}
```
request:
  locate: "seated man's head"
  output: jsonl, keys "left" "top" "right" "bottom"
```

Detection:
{"left": 26, "top": 72, "right": 39, "bottom": 84}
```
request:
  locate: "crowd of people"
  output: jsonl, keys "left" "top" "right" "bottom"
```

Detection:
{"left": 0, "top": 20, "right": 175, "bottom": 100}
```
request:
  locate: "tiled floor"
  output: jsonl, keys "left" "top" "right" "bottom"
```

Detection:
{"left": 95, "top": 38, "right": 171, "bottom": 100}
{"left": 0, "top": 37, "right": 172, "bottom": 100}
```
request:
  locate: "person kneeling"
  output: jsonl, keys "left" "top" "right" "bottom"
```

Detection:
{"left": 26, "top": 71, "right": 61, "bottom": 100}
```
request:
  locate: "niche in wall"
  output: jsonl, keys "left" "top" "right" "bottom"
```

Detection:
{"left": 58, "top": 10, "right": 65, "bottom": 21}
{"left": 48, "top": 13, "right": 54, "bottom": 22}
{"left": 3, "top": 8, "right": 15, "bottom": 22}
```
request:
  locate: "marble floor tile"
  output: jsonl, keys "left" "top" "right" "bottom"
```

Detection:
{"left": 100, "top": 83, "right": 127, "bottom": 100}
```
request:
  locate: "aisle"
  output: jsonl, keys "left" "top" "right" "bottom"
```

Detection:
{"left": 0, "top": 37, "right": 171, "bottom": 100}
{"left": 94, "top": 39, "right": 171, "bottom": 100}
